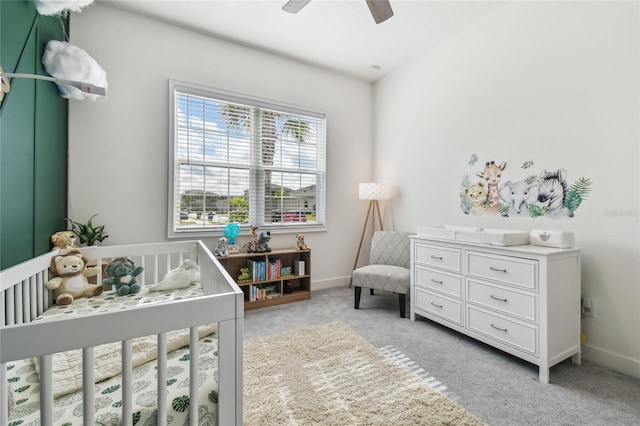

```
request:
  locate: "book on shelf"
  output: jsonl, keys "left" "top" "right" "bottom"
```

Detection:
{"left": 247, "top": 258, "right": 283, "bottom": 282}
{"left": 294, "top": 260, "right": 305, "bottom": 276}
{"left": 247, "top": 258, "right": 266, "bottom": 281}
{"left": 268, "top": 258, "right": 281, "bottom": 280}
{"left": 248, "top": 283, "right": 281, "bottom": 301}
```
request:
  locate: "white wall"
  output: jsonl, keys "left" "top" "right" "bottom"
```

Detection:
{"left": 373, "top": 2, "right": 639, "bottom": 378}
{"left": 69, "top": 3, "right": 373, "bottom": 290}
{"left": 70, "top": 1, "right": 639, "bottom": 378}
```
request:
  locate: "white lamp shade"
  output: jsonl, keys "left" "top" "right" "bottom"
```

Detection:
{"left": 359, "top": 183, "right": 392, "bottom": 200}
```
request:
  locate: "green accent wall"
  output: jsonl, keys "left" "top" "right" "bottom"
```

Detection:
{"left": 0, "top": 1, "right": 68, "bottom": 269}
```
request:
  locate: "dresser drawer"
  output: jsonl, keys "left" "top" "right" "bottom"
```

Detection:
{"left": 467, "top": 252, "right": 537, "bottom": 290}
{"left": 467, "top": 306, "right": 538, "bottom": 355}
{"left": 415, "top": 288, "right": 462, "bottom": 325}
{"left": 415, "top": 244, "right": 461, "bottom": 273}
{"left": 467, "top": 279, "right": 537, "bottom": 322}
{"left": 415, "top": 266, "right": 462, "bottom": 298}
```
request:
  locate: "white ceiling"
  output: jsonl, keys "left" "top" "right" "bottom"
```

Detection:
{"left": 103, "top": 0, "right": 504, "bottom": 82}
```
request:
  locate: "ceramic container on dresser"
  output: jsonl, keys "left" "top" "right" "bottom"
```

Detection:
{"left": 410, "top": 235, "right": 581, "bottom": 383}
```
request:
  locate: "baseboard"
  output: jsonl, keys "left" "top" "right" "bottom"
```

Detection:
{"left": 582, "top": 343, "right": 640, "bottom": 379}
{"left": 311, "top": 276, "right": 350, "bottom": 291}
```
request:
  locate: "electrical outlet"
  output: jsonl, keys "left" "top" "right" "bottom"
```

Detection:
{"left": 582, "top": 297, "right": 596, "bottom": 318}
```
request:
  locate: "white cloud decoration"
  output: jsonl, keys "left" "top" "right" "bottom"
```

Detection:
{"left": 32, "top": 0, "right": 94, "bottom": 16}
{"left": 42, "top": 40, "right": 108, "bottom": 101}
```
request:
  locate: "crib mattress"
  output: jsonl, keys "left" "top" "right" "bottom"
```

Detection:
{"left": 33, "top": 281, "right": 205, "bottom": 322}
{"left": 7, "top": 284, "right": 220, "bottom": 425}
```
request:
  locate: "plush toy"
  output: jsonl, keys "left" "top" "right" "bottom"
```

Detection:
{"left": 51, "top": 230, "right": 79, "bottom": 250}
{"left": 256, "top": 230, "right": 272, "bottom": 253}
{"left": 149, "top": 259, "right": 199, "bottom": 292}
{"left": 295, "top": 233, "right": 308, "bottom": 250}
{"left": 214, "top": 236, "right": 229, "bottom": 257}
{"left": 103, "top": 257, "right": 144, "bottom": 296}
{"left": 46, "top": 250, "right": 103, "bottom": 305}
{"left": 243, "top": 226, "right": 259, "bottom": 253}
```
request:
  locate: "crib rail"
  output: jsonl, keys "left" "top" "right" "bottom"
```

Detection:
{"left": 1, "top": 241, "right": 224, "bottom": 327}
{"left": 1, "top": 240, "right": 243, "bottom": 426}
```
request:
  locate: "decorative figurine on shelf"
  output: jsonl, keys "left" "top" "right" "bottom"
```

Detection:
{"left": 281, "top": 266, "right": 292, "bottom": 277}
{"left": 214, "top": 236, "right": 229, "bottom": 257}
{"left": 256, "top": 230, "right": 272, "bottom": 253}
{"left": 295, "top": 233, "right": 308, "bottom": 251}
{"left": 238, "top": 267, "right": 251, "bottom": 282}
{"left": 243, "top": 226, "right": 259, "bottom": 253}
{"left": 51, "top": 230, "right": 79, "bottom": 250}
{"left": 103, "top": 257, "right": 144, "bottom": 296}
{"left": 224, "top": 222, "right": 240, "bottom": 254}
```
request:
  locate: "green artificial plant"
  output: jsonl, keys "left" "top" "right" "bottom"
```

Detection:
{"left": 65, "top": 213, "right": 108, "bottom": 246}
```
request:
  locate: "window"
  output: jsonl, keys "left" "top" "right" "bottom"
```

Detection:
{"left": 169, "top": 81, "right": 326, "bottom": 237}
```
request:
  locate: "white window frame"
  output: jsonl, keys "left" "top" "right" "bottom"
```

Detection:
{"left": 168, "top": 80, "right": 326, "bottom": 238}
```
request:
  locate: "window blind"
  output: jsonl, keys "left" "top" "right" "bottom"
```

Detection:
{"left": 169, "top": 81, "right": 326, "bottom": 236}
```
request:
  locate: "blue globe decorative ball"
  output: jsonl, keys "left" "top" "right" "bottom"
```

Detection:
{"left": 224, "top": 223, "right": 240, "bottom": 245}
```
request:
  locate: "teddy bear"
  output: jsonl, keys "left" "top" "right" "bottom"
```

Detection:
{"left": 294, "top": 233, "right": 308, "bottom": 250}
{"left": 46, "top": 250, "right": 103, "bottom": 305}
{"left": 256, "top": 230, "right": 272, "bottom": 253}
{"left": 214, "top": 236, "right": 229, "bottom": 257}
{"left": 51, "top": 230, "right": 79, "bottom": 250}
{"left": 103, "top": 257, "right": 144, "bottom": 296}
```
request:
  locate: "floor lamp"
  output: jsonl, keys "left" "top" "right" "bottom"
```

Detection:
{"left": 349, "top": 183, "right": 392, "bottom": 288}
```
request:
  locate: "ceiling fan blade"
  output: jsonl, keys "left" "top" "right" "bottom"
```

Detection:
{"left": 366, "top": 0, "right": 394, "bottom": 24}
{"left": 282, "top": 0, "right": 312, "bottom": 14}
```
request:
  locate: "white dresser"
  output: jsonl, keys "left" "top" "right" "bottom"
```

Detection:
{"left": 410, "top": 236, "right": 581, "bottom": 383}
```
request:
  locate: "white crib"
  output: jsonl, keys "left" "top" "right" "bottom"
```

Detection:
{"left": 0, "top": 240, "right": 243, "bottom": 426}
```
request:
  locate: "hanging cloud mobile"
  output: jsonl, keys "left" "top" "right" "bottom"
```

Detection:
{"left": 42, "top": 40, "right": 108, "bottom": 100}
{"left": 32, "top": 0, "right": 94, "bottom": 16}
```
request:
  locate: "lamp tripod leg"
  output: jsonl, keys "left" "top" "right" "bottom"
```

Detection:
{"left": 349, "top": 200, "right": 373, "bottom": 288}
{"left": 374, "top": 199, "right": 384, "bottom": 231}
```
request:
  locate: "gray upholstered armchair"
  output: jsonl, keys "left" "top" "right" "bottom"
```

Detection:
{"left": 352, "top": 231, "right": 410, "bottom": 318}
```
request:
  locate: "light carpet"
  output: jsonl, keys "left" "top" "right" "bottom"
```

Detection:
{"left": 243, "top": 321, "right": 485, "bottom": 425}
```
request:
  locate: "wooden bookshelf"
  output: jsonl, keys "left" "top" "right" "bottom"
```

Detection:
{"left": 215, "top": 249, "right": 311, "bottom": 311}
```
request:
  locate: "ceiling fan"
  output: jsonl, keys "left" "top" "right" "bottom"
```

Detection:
{"left": 282, "top": 0, "right": 394, "bottom": 25}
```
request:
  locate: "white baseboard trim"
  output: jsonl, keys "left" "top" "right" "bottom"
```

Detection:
{"left": 582, "top": 343, "right": 640, "bottom": 379}
{"left": 311, "top": 276, "right": 350, "bottom": 291}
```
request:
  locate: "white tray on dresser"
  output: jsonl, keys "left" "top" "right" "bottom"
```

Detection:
{"left": 410, "top": 235, "right": 581, "bottom": 383}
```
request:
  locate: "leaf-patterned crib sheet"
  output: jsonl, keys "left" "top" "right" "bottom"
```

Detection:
{"left": 8, "top": 333, "right": 219, "bottom": 425}
{"left": 34, "top": 283, "right": 205, "bottom": 322}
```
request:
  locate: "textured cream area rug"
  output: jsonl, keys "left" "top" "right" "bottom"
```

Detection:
{"left": 244, "top": 321, "right": 485, "bottom": 425}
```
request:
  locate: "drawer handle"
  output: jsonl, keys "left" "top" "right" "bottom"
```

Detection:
{"left": 490, "top": 323, "right": 508, "bottom": 332}
{"left": 430, "top": 278, "right": 443, "bottom": 284}
{"left": 490, "top": 295, "right": 508, "bottom": 302}
{"left": 430, "top": 301, "right": 443, "bottom": 308}
{"left": 489, "top": 266, "right": 507, "bottom": 273}
{"left": 430, "top": 255, "right": 444, "bottom": 260}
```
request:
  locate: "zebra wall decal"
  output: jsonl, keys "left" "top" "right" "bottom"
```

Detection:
{"left": 537, "top": 169, "right": 573, "bottom": 218}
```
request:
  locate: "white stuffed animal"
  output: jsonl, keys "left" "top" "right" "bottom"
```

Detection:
{"left": 214, "top": 236, "right": 229, "bottom": 257}
{"left": 149, "top": 259, "right": 200, "bottom": 292}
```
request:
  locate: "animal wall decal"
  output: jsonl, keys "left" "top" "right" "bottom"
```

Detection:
{"left": 460, "top": 157, "right": 592, "bottom": 219}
